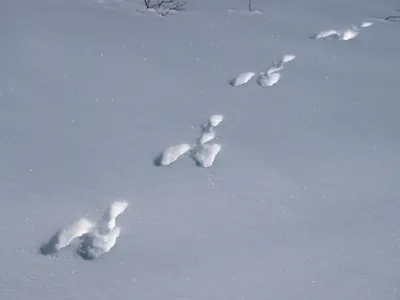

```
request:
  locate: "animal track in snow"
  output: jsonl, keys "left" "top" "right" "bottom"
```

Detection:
{"left": 230, "top": 54, "right": 296, "bottom": 88}
{"left": 257, "top": 54, "right": 296, "bottom": 88}
{"left": 229, "top": 72, "right": 256, "bottom": 86}
{"left": 40, "top": 201, "right": 128, "bottom": 260}
{"left": 311, "top": 22, "right": 373, "bottom": 41}
{"left": 361, "top": 21, "right": 373, "bottom": 28}
{"left": 154, "top": 143, "right": 191, "bottom": 166}
{"left": 258, "top": 72, "right": 281, "bottom": 87}
{"left": 198, "top": 130, "right": 216, "bottom": 145}
{"left": 155, "top": 115, "right": 224, "bottom": 168}
{"left": 192, "top": 143, "right": 222, "bottom": 168}
{"left": 40, "top": 218, "right": 95, "bottom": 255}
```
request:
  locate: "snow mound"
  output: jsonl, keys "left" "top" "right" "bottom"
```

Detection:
{"left": 155, "top": 144, "right": 191, "bottom": 166}
{"left": 77, "top": 227, "right": 121, "bottom": 260}
{"left": 281, "top": 54, "right": 296, "bottom": 64}
{"left": 361, "top": 21, "right": 373, "bottom": 28}
{"left": 258, "top": 72, "right": 281, "bottom": 87}
{"left": 340, "top": 28, "right": 359, "bottom": 40}
{"left": 40, "top": 218, "right": 95, "bottom": 255}
{"left": 40, "top": 201, "right": 128, "bottom": 260}
{"left": 312, "top": 29, "right": 341, "bottom": 39}
{"left": 230, "top": 72, "right": 256, "bottom": 86}
{"left": 198, "top": 130, "right": 216, "bottom": 145}
{"left": 209, "top": 114, "right": 224, "bottom": 128}
{"left": 312, "top": 27, "right": 360, "bottom": 41}
{"left": 192, "top": 143, "right": 222, "bottom": 168}
{"left": 97, "top": 201, "right": 128, "bottom": 234}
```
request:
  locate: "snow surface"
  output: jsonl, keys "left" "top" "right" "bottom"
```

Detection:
{"left": 230, "top": 71, "right": 256, "bottom": 86}
{"left": 192, "top": 143, "right": 222, "bottom": 168}
{"left": 258, "top": 72, "right": 281, "bottom": 87}
{"left": 156, "top": 143, "right": 192, "bottom": 166}
{"left": 197, "top": 130, "right": 216, "bottom": 145}
{"left": 1, "top": 0, "right": 400, "bottom": 299}
{"left": 41, "top": 201, "right": 128, "bottom": 258}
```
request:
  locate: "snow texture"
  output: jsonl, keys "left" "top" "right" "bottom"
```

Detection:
{"left": 40, "top": 218, "right": 95, "bottom": 255}
{"left": 229, "top": 72, "right": 256, "bottom": 86}
{"left": 155, "top": 144, "right": 191, "bottom": 166}
{"left": 1, "top": 0, "right": 400, "bottom": 299}
{"left": 41, "top": 201, "right": 128, "bottom": 259}
{"left": 192, "top": 143, "right": 222, "bottom": 168}
{"left": 198, "top": 130, "right": 216, "bottom": 145}
{"left": 258, "top": 72, "right": 281, "bottom": 87}
{"left": 361, "top": 21, "right": 374, "bottom": 28}
{"left": 340, "top": 28, "right": 359, "bottom": 40}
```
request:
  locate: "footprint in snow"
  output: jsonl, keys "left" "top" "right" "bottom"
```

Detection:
{"left": 257, "top": 54, "right": 296, "bottom": 88}
{"left": 230, "top": 54, "right": 296, "bottom": 88}
{"left": 191, "top": 143, "right": 222, "bottom": 168}
{"left": 229, "top": 72, "right": 256, "bottom": 86}
{"left": 156, "top": 115, "right": 224, "bottom": 168}
{"left": 154, "top": 144, "right": 191, "bottom": 166}
{"left": 311, "top": 22, "right": 373, "bottom": 41}
{"left": 40, "top": 201, "right": 128, "bottom": 260}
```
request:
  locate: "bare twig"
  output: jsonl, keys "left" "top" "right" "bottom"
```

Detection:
{"left": 248, "top": 0, "right": 252, "bottom": 12}
{"left": 385, "top": 15, "right": 400, "bottom": 21}
{"left": 144, "top": 0, "right": 187, "bottom": 15}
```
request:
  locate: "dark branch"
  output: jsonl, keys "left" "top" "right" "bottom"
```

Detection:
{"left": 385, "top": 15, "right": 400, "bottom": 21}
{"left": 144, "top": 0, "right": 187, "bottom": 16}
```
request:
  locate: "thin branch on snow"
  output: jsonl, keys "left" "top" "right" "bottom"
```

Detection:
{"left": 143, "top": 0, "right": 187, "bottom": 16}
{"left": 385, "top": 16, "right": 400, "bottom": 21}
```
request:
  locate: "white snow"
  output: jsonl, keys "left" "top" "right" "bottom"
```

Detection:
{"left": 313, "top": 27, "right": 360, "bottom": 41}
{"left": 97, "top": 201, "right": 128, "bottom": 234}
{"left": 313, "top": 29, "right": 341, "bottom": 39}
{"left": 361, "top": 21, "right": 374, "bottom": 28}
{"left": 281, "top": 54, "right": 296, "bottom": 64}
{"left": 340, "top": 28, "right": 359, "bottom": 40}
{"left": 77, "top": 226, "right": 122, "bottom": 260}
{"left": 192, "top": 143, "right": 222, "bottom": 167}
{"left": 41, "top": 201, "right": 128, "bottom": 259}
{"left": 156, "top": 143, "right": 191, "bottom": 166}
{"left": 258, "top": 72, "right": 281, "bottom": 87}
{"left": 208, "top": 114, "right": 224, "bottom": 128}
{"left": 230, "top": 71, "right": 256, "bottom": 86}
{"left": 1, "top": 0, "right": 400, "bottom": 299}
{"left": 198, "top": 130, "right": 216, "bottom": 145}
{"left": 40, "top": 218, "right": 95, "bottom": 254}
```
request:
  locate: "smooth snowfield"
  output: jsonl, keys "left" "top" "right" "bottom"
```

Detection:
{"left": 1, "top": 0, "right": 400, "bottom": 300}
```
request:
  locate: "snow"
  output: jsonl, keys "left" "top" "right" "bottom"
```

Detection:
{"left": 1, "top": 0, "right": 400, "bottom": 299}
{"left": 258, "top": 72, "right": 281, "bottom": 87}
{"left": 230, "top": 71, "right": 256, "bottom": 86}
{"left": 197, "top": 130, "right": 216, "bottom": 145}
{"left": 156, "top": 144, "right": 191, "bottom": 166}
{"left": 208, "top": 114, "right": 224, "bottom": 128}
{"left": 192, "top": 143, "right": 222, "bottom": 168}
{"left": 40, "top": 218, "right": 95, "bottom": 255}
{"left": 340, "top": 28, "right": 360, "bottom": 40}
{"left": 361, "top": 21, "right": 374, "bottom": 28}
{"left": 41, "top": 201, "right": 128, "bottom": 259}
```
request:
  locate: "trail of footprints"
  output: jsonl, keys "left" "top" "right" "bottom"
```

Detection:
{"left": 230, "top": 54, "right": 296, "bottom": 87}
{"left": 230, "top": 21, "right": 374, "bottom": 88}
{"left": 40, "top": 201, "right": 128, "bottom": 260}
{"left": 311, "top": 21, "right": 373, "bottom": 41}
{"left": 41, "top": 15, "right": 377, "bottom": 261}
{"left": 156, "top": 115, "right": 224, "bottom": 168}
